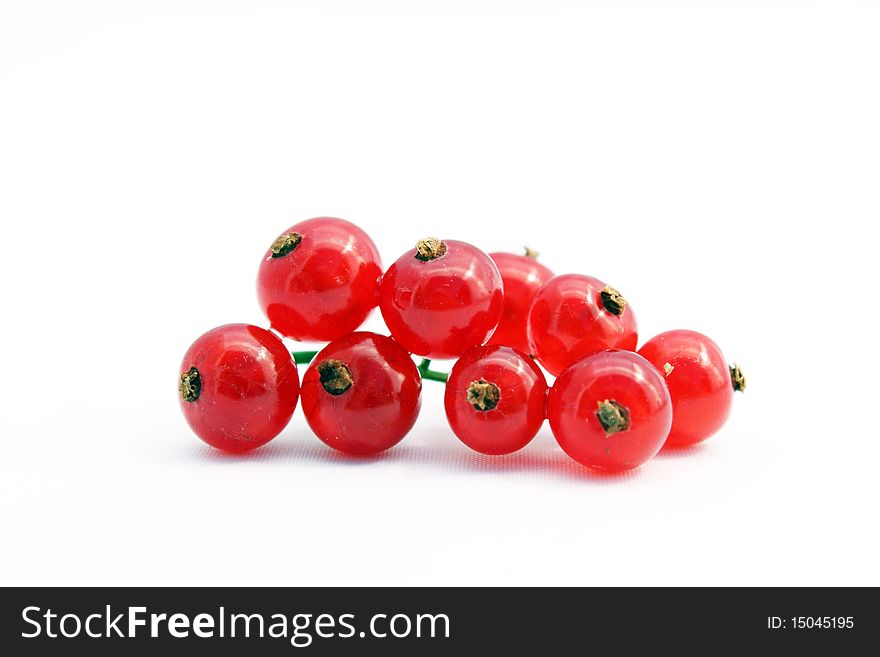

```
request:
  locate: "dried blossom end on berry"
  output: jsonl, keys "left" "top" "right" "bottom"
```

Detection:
{"left": 414, "top": 237, "right": 447, "bottom": 261}
{"left": 179, "top": 367, "right": 201, "bottom": 402}
{"left": 270, "top": 232, "right": 303, "bottom": 258}
{"left": 317, "top": 359, "right": 354, "bottom": 396}
{"left": 596, "top": 399, "right": 630, "bottom": 436}
{"left": 600, "top": 286, "right": 628, "bottom": 316}
{"left": 466, "top": 379, "right": 501, "bottom": 412}
{"left": 730, "top": 364, "right": 746, "bottom": 392}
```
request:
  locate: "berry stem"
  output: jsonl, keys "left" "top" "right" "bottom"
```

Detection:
{"left": 292, "top": 350, "right": 319, "bottom": 365}
{"left": 293, "top": 351, "right": 449, "bottom": 383}
{"left": 417, "top": 358, "right": 448, "bottom": 384}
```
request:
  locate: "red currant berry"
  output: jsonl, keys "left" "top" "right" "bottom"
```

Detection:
{"left": 638, "top": 330, "right": 745, "bottom": 448}
{"left": 178, "top": 324, "right": 299, "bottom": 453}
{"left": 379, "top": 238, "right": 504, "bottom": 359}
{"left": 528, "top": 274, "right": 637, "bottom": 376}
{"left": 301, "top": 332, "right": 422, "bottom": 455}
{"left": 257, "top": 217, "right": 383, "bottom": 342}
{"left": 444, "top": 345, "right": 548, "bottom": 455}
{"left": 487, "top": 250, "right": 554, "bottom": 354}
{"left": 547, "top": 350, "right": 671, "bottom": 472}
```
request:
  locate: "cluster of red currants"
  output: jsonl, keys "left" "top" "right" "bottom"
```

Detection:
{"left": 179, "top": 217, "right": 745, "bottom": 473}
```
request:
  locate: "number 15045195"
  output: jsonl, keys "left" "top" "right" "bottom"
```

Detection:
{"left": 768, "top": 617, "right": 854, "bottom": 630}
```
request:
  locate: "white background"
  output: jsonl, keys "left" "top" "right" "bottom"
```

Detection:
{"left": 1, "top": 0, "right": 878, "bottom": 586}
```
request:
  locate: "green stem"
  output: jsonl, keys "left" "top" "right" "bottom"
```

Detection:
{"left": 292, "top": 350, "right": 319, "bottom": 365}
{"left": 294, "top": 351, "right": 448, "bottom": 384}
{"left": 417, "top": 358, "right": 448, "bottom": 384}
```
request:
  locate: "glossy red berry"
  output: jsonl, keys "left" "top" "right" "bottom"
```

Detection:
{"left": 257, "top": 217, "right": 383, "bottom": 342}
{"left": 379, "top": 238, "right": 504, "bottom": 359}
{"left": 547, "top": 350, "right": 671, "bottom": 472}
{"left": 638, "top": 330, "right": 745, "bottom": 448}
{"left": 178, "top": 324, "right": 299, "bottom": 453}
{"left": 301, "top": 332, "right": 422, "bottom": 455}
{"left": 528, "top": 274, "right": 638, "bottom": 376}
{"left": 444, "top": 345, "right": 548, "bottom": 455}
{"left": 487, "top": 251, "right": 554, "bottom": 354}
